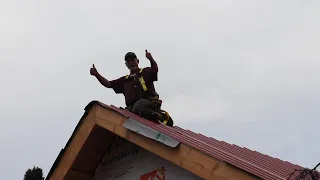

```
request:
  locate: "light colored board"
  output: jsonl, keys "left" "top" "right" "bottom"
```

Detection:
{"left": 122, "top": 118, "right": 180, "bottom": 148}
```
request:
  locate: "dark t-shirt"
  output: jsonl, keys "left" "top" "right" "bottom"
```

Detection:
{"left": 109, "top": 67, "right": 158, "bottom": 106}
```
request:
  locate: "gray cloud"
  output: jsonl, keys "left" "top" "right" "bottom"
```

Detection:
{"left": 1, "top": 0, "right": 320, "bottom": 179}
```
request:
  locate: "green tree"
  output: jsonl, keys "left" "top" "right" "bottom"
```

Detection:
{"left": 23, "top": 166, "right": 44, "bottom": 180}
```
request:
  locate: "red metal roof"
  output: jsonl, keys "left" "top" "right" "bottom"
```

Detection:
{"left": 97, "top": 101, "right": 317, "bottom": 180}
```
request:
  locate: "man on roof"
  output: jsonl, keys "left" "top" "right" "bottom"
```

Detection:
{"left": 90, "top": 50, "right": 173, "bottom": 126}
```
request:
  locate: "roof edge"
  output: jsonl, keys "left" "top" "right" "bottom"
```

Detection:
{"left": 45, "top": 100, "right": 100, "bottom": 180}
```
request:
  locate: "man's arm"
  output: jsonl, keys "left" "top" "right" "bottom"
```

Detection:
{"left": 95, "top": 72, "right": 125, "bottom": 94}
{"left": 95, "top": 72, "right": 112, "bottom": 88}
{"left": 149, "top": 57, "right": 158, "bottom": 72}
{"left": 90, "top": 64, "right": 125, "bottom": 93}
{"left": 90, "top": 64, "right": 112, "bottom": 88}
{"left": 146, "top": 50, "right": 158, "bottom": 72}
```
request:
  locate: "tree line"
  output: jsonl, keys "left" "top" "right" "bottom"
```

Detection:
{"left": 23, "top": 166, "right": 44, "bottom": 180}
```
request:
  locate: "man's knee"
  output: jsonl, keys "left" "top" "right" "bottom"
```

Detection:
{"left": 132, "top": 98, "right": 153, "bottom": 115}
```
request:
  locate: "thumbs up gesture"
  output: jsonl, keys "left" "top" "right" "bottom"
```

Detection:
{"left": 145, "top": 49, "right": 153, "bottom": 60}
{"left": 90, "top": 64, "right": 98, "bottom": 76}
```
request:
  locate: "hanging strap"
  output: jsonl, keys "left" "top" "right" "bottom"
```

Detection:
{"left": 125, "top": 68, "right": 148, "bottom": 91}
{"left": 160, "top": 110, "right": 170, "bottom": 125}
{"left": 138, "top": 76, "right": 148, "bottom": 91}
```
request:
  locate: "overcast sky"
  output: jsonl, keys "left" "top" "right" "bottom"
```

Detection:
{"left": 1, "top": 0, "right": 320, "bottom": 179}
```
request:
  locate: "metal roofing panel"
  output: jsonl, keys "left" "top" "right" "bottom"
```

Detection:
{"left": 97, "top": 102, "right": 314, "bottom": 180}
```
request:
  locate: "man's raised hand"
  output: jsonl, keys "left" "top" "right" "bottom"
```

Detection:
{"left": 90, "top": 64, "right": 98, "bottom": 76}
{"left": 145, "top": 49, "right": 153, "bottom": 60}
